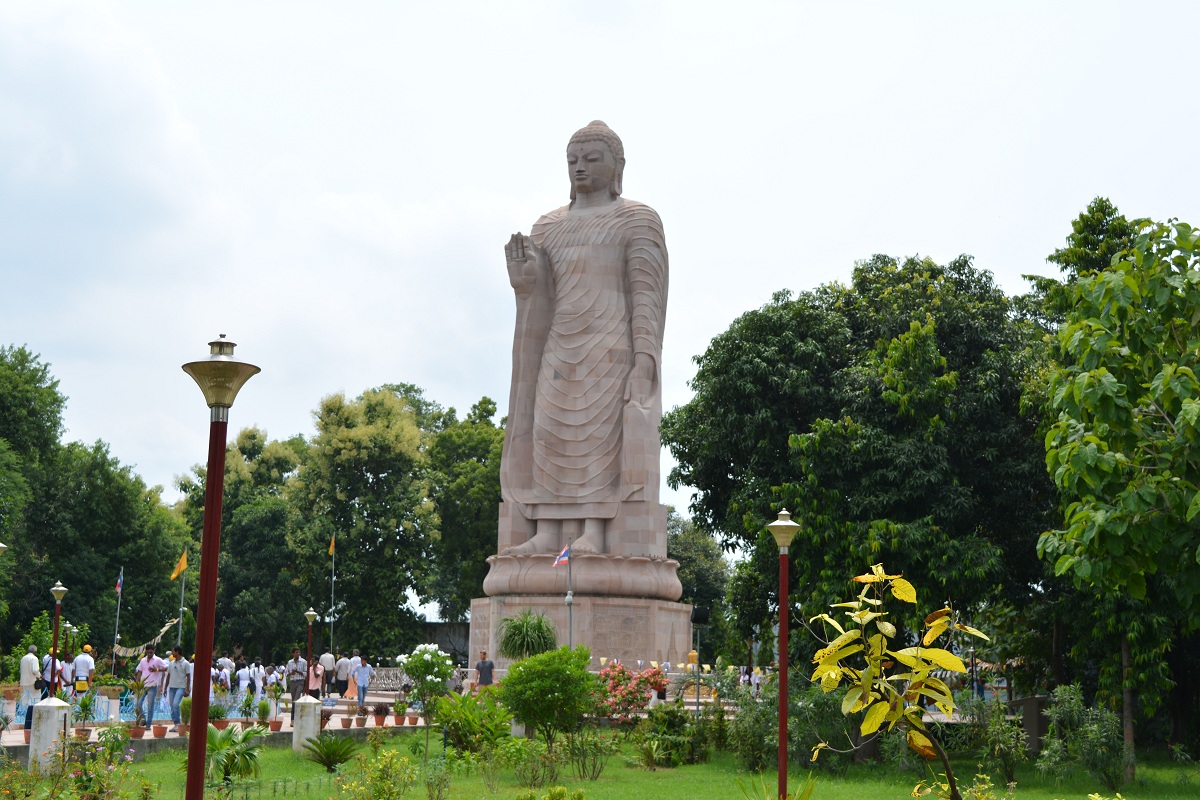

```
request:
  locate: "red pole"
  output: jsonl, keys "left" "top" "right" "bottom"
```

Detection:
{"left": 51, "top": 601, "right": 62, "bottom": 697}
{"left": 184, "top": 416, "right": 229, "bottom": 800}
{"left": 778, "top": 549, "right": 789, "bottom": 800}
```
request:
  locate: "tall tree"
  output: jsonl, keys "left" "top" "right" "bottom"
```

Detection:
{"left": 291, "top": 387, "right": 439, "bottom": 657}
{"left": 425, "top": 397, "right": 503, "bottom": 622}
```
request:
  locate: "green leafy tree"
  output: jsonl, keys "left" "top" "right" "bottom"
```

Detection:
{"left": 499, "top": 646, "right": 597, "bottom": 750}
{"left": 292, "top": 387, "right": 440, "bottom": 655}
{"left": 425, "top": 398, "right": 503, "bottom": 621}
{"left": 667, "top": 508, "right": 731, "bottom": 662}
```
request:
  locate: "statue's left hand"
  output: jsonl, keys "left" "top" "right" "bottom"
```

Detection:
{"left": 625, "top": 353, "right": 655, "bottom": 405}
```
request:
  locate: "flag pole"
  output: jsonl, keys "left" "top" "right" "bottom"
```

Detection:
{"left": 330, "top": 543, "right": 336, "bottom": 654}
{"left": 112, "top": 566, "right": 124, "bottom": 675}
{"left": 177, "top": 572, "right": 186, "bottom": 647}
{"left": 566, "top": 538, "right": 573, "bottom": 649}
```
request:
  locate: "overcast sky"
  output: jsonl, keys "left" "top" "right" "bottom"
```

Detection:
{"left": 3, "top": 0, "right": 1198, "bottom": 520}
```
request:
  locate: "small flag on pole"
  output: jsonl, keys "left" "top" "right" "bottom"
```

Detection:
{"left": 328, "top": 535, "right": 335, "bottom": 556}
{"left": 170, "top": 550, "right": 188, "bottom": 581}
{"left": 553, "top": 543, "right": 570, "bottom": 567}
{"left": 115, "top": 567, "right": 123, "bottom": 596}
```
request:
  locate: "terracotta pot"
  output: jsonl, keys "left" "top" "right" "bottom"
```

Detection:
{"left": 178, "top": 724, "right": 190, "bottom": 736}
{"left": 152, "top": 724, "right": 168, "bottom": 738}
{"left": 2, "top": 688, "right": 17, "bottom": 701}
{"left": 354, "top": 716, "right": 366, "bottom": 727}
{"left": 340, "top": 717, "right": 353, "bottom": 728}
{"left": 320, "top": 720, "right": 328, "bottom": 730}
{"left": 268, "top": 720, "right": 282, "bottom": 732}
{"left": 74, "top": 726, "right": 90, "bottom": 740}
{"left": 394, "top": 714, "right": 403, "bottom": 725}
{"left": 130, "top": 726, "right": 146, "bottom": 739}
{"left": 97, "top": 686, "right": 123, "bottom": 700}
{"left": 24, "top": 729, "right": 32, "bottom": 743}
{"left": 211, "top": 719, "right": 230, "bottom": 730}
{"left": 373, "top": 715, "right": 386, "bottom": 727}
{"left": 406, "top": 715, "right": 418, "bottom": 725}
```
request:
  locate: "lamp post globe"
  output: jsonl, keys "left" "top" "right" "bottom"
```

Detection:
{"left": 765, "top": 508, "right": 800, "bottom": 800}
{"left": 181, "top": 336, "right": 258, "bottom": 800}
{"left": 305, "top": 607, "right": 318, "bottom": 664}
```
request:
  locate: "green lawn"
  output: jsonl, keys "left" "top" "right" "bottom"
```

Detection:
{"left": 125, "top": 731, "right": 1199, "bottom": 800}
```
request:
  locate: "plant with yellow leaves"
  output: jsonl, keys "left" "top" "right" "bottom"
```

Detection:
{"left": 808, "top": 564, "right": 989, "bottom": 800}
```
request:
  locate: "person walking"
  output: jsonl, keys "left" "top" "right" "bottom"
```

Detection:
{"left": 73, "top": 644, "right": 96, "bottom": 694}
{"left": 352, "top": 655, "right": 375, "bottom": 707}
{"left": 285, "top": 648, "right": 306, "bottom": 721}
{"left": 474, "top": 650, "right": 495, "bottom": 692}
{"left": 166, "top": 647, "right": 191, "bottom": 731}
{"left": 20, "top": 645, "right": 39, "bottom": 731}
{"left": 318, "top": 648, "right": 335, "bottom": 697}
{"left": 333, "top": 652, "right": 351, "bottom": 698}
{"left": 134, "top": 645, "right": 168, "bottom": 725}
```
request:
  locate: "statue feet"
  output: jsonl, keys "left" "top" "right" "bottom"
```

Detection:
{"left": 572, "top": 530, "right": 605, "bottom": 554}
{"left": 502, "top": 530, "right": 558, "bottom": 556}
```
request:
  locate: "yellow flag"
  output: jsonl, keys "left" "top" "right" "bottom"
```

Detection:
{"left": 329, "top": 535, "right": 335, "bottom": 556}
{"left": 170, "top": 550, "right": 188, "bottom": 581}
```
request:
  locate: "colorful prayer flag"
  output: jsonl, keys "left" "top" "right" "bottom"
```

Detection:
{"left": 170, "top": 550, "right": 188, "bottom": 581}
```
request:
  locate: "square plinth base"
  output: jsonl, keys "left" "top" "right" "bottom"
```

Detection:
{"left": 469, "top": 595, "right": 693, "bottom": 671}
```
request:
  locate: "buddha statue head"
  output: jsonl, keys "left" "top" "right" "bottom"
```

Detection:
{"left": 567, "top": 120, "right": 625, "bottom": 203}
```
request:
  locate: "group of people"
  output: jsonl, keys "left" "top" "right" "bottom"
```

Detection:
{"left": 17, "top": 642, "right": 98, "bottom": 730}
{"left": 282, "top": 648, "right": 377, "bottom": 717}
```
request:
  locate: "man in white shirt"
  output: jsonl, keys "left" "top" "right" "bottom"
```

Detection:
{"left": 19, "top": 645, "right": 39, "bottom": 730}
{"left": 166, "top": 647, "right": 191, "bottom": 730}
{"left": 218, "top": 652, "right": 235, "bottom": 673}
{"left": 318, "top": 649, "right": 336, "bottom": 697}
{"left": 74, "top": 645, "right": 96, "bottom": 693}
{"left": 333, "top": 652, "right": 351, "bottom": 699}
{"left": 42, "top": 651, "right": 64, "bottom": 696}
{"left": 248, "top": 658, "right": 265, "bottom": 703}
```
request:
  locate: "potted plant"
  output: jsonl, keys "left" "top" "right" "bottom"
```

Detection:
{"left": 239, "top": 692, "right": 257, "bottom": 729}
{"left": 152, "top": 720, "right": 168, "bottom": 738}
{"left": 208, "top": 703, "right": 230, "bottom": 730}
{"left": 320, "top": 708, "right": 334, "bottom": 729}
{"left": 341, "top": 703, "right": 357, "bottom": 728}
{"left": 178, "top": 696, "right": 192, "bottom": 736}
{"left": 2, "top": 685, "right": 17, "bottom": 702}
{"left": 94, "top": 673, "right": 124, "bottom": 700}
{"left": 127, "top": 676, "right": 148, "bottom": 739}
{"left": 371, "top": 700, "right": 390, "bottom": 727}
{"left": 257, "top": 699, "right": 271, "bottom": 730}
{"left": 354, "top": 705, "right": 368, "bottom": 727}
{"left": 406, "top": 701, "right": 421, "bottom": 726}
{"left": 74, "top": 691, "right": 95, "bottom": 739}
{"left": 393, "top": 696, "right": 406, "bottom": 725}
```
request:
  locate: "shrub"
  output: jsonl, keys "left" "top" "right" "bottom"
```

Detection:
{"left": 179, "top": 696, "right": 192, "bottom": 725}
{"left": 1036, "top": 684, "right": 1124, "bottom": 791}
{"left": 433, "top": 687, "right": 512, "bottom": 753}
{"left": 499, "top": 736, "right": 562, "bottom": 788}
{"left": 632, "top": 699, "right": 710, "bottom": 767}
{"left": 595, "top": 662, "right": 666, "bottom": 727}
{"left": 565, "top": 727, "right": 619, "bottom": 780}
{"left": 980, "top": 700, "right": 1027, "bottom": 784}
{"left": 336, "top": 749, "right": 418, "bottom": 800}
{"left": 207, "top": 703, "right": 228, "bottom": 721}
{"left": 303, "top": 732, "right": 360, "bottom": 772}
{"left": 497, "top": 609, "right": 558, "bottom": 660}
{"left": 499, "top": 646, "right": 597, "bottom": 751}
{"left": 257, "top": 699, "right": 271, "bottom": 723}
{"left": 203, "top": 723, "right": 264, "bottom": 785}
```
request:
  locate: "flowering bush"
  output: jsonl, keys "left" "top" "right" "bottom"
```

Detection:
{"left": 596, "top": 663, "right": 666, "bottom": 725}
{"left": 397, "top": 643, "right": 457, "bottom": 760}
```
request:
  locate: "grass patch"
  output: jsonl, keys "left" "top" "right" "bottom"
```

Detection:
{"left": 20, "top": 730, "right": 1200, "bottom": 798}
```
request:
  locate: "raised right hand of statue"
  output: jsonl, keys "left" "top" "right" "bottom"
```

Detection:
{"left": 505, "top": 233, "right": 544, "bottom": 294}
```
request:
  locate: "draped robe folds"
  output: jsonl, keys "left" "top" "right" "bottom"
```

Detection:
{"left": 500, "top": 198, "right": 668, "bottom": 520}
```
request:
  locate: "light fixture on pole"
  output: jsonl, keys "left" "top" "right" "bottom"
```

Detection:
{"left": 63, "top": 622, "right": 73, "bottom": 657}
{"left": 766, "top": 508, "right": 800, "bottom": 800}
{"left": 305, "top": 607, "right": 318, "bottom": 665}
{"left": 49, "top": 581, "right": 68, "bottom": 696}
{"left": 181, "top": 335, "right": 259, "bottom": 800}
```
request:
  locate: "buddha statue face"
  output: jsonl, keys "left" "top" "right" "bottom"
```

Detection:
{"left": 567, "top": 140, "right": 619, "bottom": 197}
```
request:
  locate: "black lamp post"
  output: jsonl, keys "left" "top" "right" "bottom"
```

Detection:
{"left": 49, "top": 582, "right": 68, "bottom": 696}
{"left": 766, "top": 509, "right": 800, "bottom": 800}
{"left": 181, "top": 336, "right": 259, "bottom": 800}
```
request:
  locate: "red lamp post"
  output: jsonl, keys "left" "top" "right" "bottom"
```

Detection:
{"left": 766, "top": 509, "right": 800, "bottom": 800}
{"left": 181, "top": 336, "right": 259, "bottom": 800}
{"left": 49, "top": 582, "right": 68, "bottom": 696}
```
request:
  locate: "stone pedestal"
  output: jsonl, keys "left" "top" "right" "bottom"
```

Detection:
{"left": 470, "top": 594, "right": 691, "bottom": 671}
{"left": 29, "top": 697, "right": 70, "bottom": 769}
{"left": 292, "top": 696, "right": 321, "bottom": 752}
